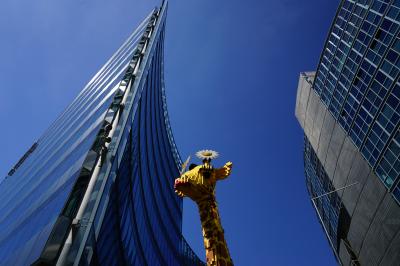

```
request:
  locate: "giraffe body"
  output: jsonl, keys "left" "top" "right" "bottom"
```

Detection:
{"left": 174, "top": 161, "right": 233, "bottom": 266}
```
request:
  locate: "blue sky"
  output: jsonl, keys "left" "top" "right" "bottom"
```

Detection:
{"left": 0, "top": 0, "right": 340, "bottom": 265}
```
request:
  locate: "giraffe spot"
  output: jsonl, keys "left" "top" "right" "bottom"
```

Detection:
{"left": 204, "top": 229, "right": 213, "bottom": 238}
{"left": 200, "top": 212, "right": 208, "bottom": 221}
{"left": 204, "top": 220, "right": 213, "bottom": 229}
{"left": 209, "top": 239, "right": 216, "bottom": 247}
{"left": 218, "top": 260, "right": 227, "bottom": 266}
{"left": 218, "top": 243, "right": 228, "bottom": 258}
{"left": 218, "top": 231, "right": 225, "bottom": 241}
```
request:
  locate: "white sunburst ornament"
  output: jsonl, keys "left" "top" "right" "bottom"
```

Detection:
{"left": 196, "top": 149, "right": 219, "bottom": 160}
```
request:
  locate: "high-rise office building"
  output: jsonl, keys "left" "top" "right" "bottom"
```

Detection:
{"left": 0, "top": 2, "right": 203, "bottom": 265}
{"left": 296, "top": 1, "right": 400, "bottom": 265}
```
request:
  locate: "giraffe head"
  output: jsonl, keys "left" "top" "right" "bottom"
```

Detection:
{"left": 174, "top": 150, "right": 232, "bottom": 203}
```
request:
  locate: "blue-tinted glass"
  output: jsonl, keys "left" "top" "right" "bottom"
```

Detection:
{"left": 303, "top": 137, "right": 341, "bottom": 254}
{"left": 0, "top": 4, "right": 204, "bottom": 265}
{"left": 313, "top": 1, "right": 400, "bottom": 201}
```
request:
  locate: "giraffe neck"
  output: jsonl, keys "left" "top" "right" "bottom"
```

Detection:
{"left": 197, "top": 196, "right": 233, "bottom": 266}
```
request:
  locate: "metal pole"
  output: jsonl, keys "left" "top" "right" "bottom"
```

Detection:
{"left": 311, "top": 182, "right": 358, "bottom": 200}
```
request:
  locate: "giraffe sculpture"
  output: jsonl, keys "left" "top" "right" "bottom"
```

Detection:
{"left": 174, "top": 150, "right": 234, "bottom": 266}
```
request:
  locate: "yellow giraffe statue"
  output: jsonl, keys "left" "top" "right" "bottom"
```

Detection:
{"left": 174, "top": 150, "right": 233, "bottom": 266}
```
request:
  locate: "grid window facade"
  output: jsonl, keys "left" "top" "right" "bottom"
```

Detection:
{"left": 0, "top": 17, "right": 150, "bottom": 264}
{"left": 313, "top": 0, "right": 400, "bottom": 203}
{"left": 94, "top": 33, "right": 184, "bottom": 265}
{"left": 304, "top": 137, "right": 341, "bottom": 252}
{"left": 0, "top": 3, "right": 204, "bottom": 265}
{"left": 61, "top": 7, "right": 204, "bottom": 265}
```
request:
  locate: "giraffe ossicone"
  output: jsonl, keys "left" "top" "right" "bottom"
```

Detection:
{"left": 174, "top": 150, "right": 233, "bottom": 266}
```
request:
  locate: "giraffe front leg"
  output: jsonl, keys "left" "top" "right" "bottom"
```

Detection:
{"left": 215, "top": 162, "right": 233, "bottom": 180}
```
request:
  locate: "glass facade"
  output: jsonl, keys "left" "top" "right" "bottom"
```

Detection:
{"left": 0, "top": 2, "right": 203, "bottom": 265}
{"left": 313, "top": 0, "right": 400, "bottom": 202}
{"left": 304, "top": 137, "right": 342, "bottom": 255}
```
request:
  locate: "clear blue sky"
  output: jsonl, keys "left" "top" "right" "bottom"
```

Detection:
{"left": 0, "top": 0, "right": 340, "bottom": 265}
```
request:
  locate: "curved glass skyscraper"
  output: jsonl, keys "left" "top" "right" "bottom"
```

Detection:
{"left": 0, "top": 1, "right": 203, "bottom": 265}
{"left": 296, "top": 1, "right": 400, "bottom": 265}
